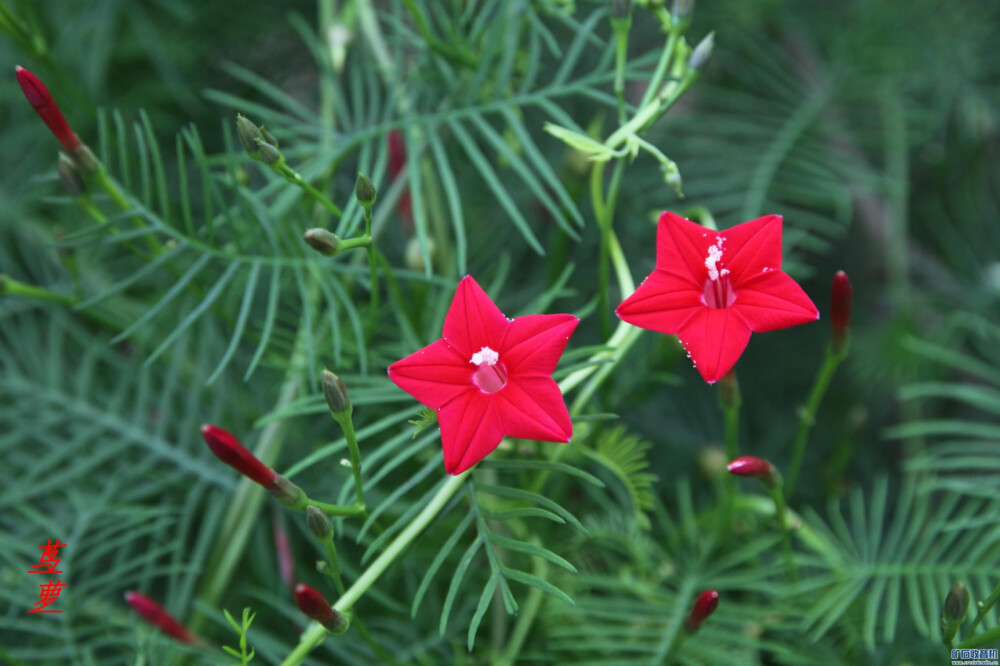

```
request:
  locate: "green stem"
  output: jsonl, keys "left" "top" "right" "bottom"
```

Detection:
{"left": 611, "top": 16, "right": 631, "bottom": 125}
{"left": 720, "top": 389, "right": 741, "bottom": 461}
{"left": 769, "top": 484, "right": 798, "bottom": 581}
{"left": 321, "top": 536, "right": 346, "bottom": 595}
{"left": 279, "top": 473, "right": 469, "bottom": 666}
{"left": 568, "top": 232, "right": 636, "bottom": 413}
{"left": 785, "top": 348, "right": 844, "bottom": 500}
{"left": 967, "top": 581, "right": 1000, "bottom": 635}
{"left": 337, "top": 234, "right": 373, "bottom": 252}
{"left": 279, "top": 165, "right": 343, "bottom": 218}
{"left": 89, "top": 167, "right": 164, "bottom": 255}
{"left": 638, "top": 22, "right": 683, "bottom": 111}
{"left": 362, "top": 206, "right": 378, "bottom": 338}
{"left": 956, "top": 623, "right": 1000, "bottom": 650}
{"left": 318, "top": 0, "right": 337, "bottom": 134}
{"left": 0, "top": 273, "right": 124, "bottom": 330}
{"left": 77, "top": 196, "right": 106, "bottom": 225}
{"left": 592, "top": 156, "right": 629, "bottom": 339}
{"left": 334, "top": 408, "right": 365, "bottom": 507}
{"left": 0, "top": 274, "right": 74, "bottom": 306}
{"left": 606, "top": 68, "right": 698, "bottom": 150}
{"left": 529, "top": 233, "right": 637, "bottom": 495}
{"left": 307, "top": 498, "right": 365, "bottom": 517}
{"left": 90, "top": 169, "right": 131, "bottom": 211}
{"left": 717, "top": 372, "right": 741, "bottom": 534}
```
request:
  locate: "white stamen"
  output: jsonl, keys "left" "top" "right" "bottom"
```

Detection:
{"left": 705, "top": 236, "right": 726, "bottom": 281}
{"left": 470, "top": 346, "right": 499, "bottom": 366}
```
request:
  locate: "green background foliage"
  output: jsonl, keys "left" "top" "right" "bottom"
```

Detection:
{"left": 2, "top": 0, "right": 999, "bottom": 663}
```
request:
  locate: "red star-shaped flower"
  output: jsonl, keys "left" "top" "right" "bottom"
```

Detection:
{"left": 616, "top": 212, "right": 818, "bottom": 383}
{"left": 388, "top": 276, "right": 578, "bottom": 475}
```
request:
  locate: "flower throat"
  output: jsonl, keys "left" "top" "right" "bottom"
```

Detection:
{"left": 470, "top": 347, "right": 507, "bottom": 393}
{"left": 703, "top": 236, "right": 736, "bottom": 308}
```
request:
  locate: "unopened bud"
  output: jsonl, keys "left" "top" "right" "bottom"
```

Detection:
{"left": 236, "top": 114, "right": 263, "bottom": 155}
{"left": 688, "top": 32, "right": 715, "bottom": 72}
{"left": 944, "top": 582, "right": 969, "bottom": 623}
{"left": 294, "top": 584, "right": 349, "bottom": 634}
{"left": 16, "top": 65, "right": 82, "bottom": 152}
{"left": 322, "top": 369, "right": 351, "bottom": 416}
{"left": 306, "top": 506, "right": 332, "bottom": 541}
{"left": 684, "top": 589, "right": 719, "bottom": 633}
{"left": 663, "top": 159, "right": 683, "bottom": 197}
{"left": 201, "top": 423, "right": 277, "bottom": 488}
{"left": 58, "top": 154, "right": 85, "bottom": 196}
{"left": 727, "top": 456, "right": 782, "bottom": 488}
{"left": 672, "top": 0, "right": 694, "bottom": 25}
{"left": 256, "top": 139, "right": 284, "bottom": 167}
{"left": 124, "top": 591, "right": 198, "bottom": 644}
{"left": 831, "top": 270, "right": 852, "bottom": 355}
{"left": 355, "top": 173, "right": 377, "bottom": 208}
{"left": 304, "top": 228, "right": 341, "bottom": 256}
{"left": 260, "top": 126, "right": 279, "bottom": 148}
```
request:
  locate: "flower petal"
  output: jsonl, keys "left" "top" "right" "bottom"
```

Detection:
{"left": 501, "top": 314, "right": 579, "bottom": 377}
{"left": 718, "top": 215, "right": 784, "bottom": 284}
{"left": 616, "top": 269, "right": 705, "bottom": 334}
{"left": 656, "top": 211, "right": 716, "bottom": 284}
{"left": 496, "top": 377, "right": 573, "bottom": 443}
{"left": 438, "top": 391, "right": 504, "bottom": 474}
{"left": 677, "top": 308, "right": 752, "bottom": 384}
{"left": 387, "top": 339, "right": 472, "bottom": 409}
{"left": 442, "top": 275, "right": 511, "bottom": 359}
{"left": 732, "top": 271, "right": 819, "bottom": 332}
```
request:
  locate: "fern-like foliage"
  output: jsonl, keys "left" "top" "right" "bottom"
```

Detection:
{"left": 221, "top": 608, "right": 257, "bottom": 666}
{"left": 0, "top": 309, "right": 237, "bottom": 663}
{"left": 796, "top": 476, "right": 1000, "bottom": 646}
{"left": 892, "top": 321, "right": 1000, "bottom": 499}
{"left": 539, "top": 481, "right": 806, "bottom": 665}
{"left": 409, "top": 458, "right": 604, "bottom": 651}
{"left": 583, "top": 425, "right": 657, "bottom": 529}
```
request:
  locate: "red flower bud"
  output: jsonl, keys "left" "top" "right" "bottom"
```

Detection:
{"left": 294, "top": 584, "right": 349, "bottom": 634}
{"left": 683, "top": 589, "right": 719, "bottom": 633}
{"left": 200, "top": 424, "right": 277, "bottom": 488}
{"left": 15, "top": 66, "right": 81, "bottom": 152}
{"left": 124, "top": 591, "right": 198, "bottom": 644}
{"left": 727, "top": 455, "right": 781, "bottom": 487}
{"left": 831, "top": 270, "right": 852, "bottom": 354}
